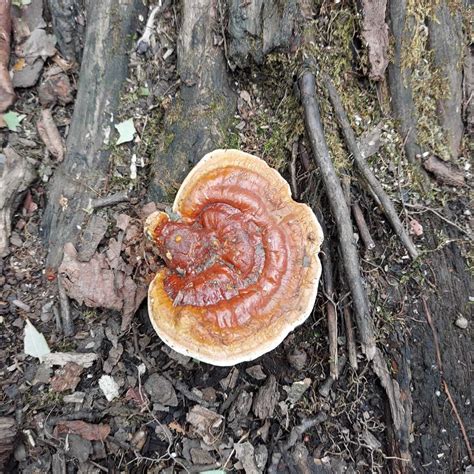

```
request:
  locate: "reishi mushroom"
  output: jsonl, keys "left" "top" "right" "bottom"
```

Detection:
{"left": 145, "top": 149, "right": 323, "bottom": 366}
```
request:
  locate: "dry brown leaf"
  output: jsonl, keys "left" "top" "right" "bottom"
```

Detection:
{"left": 37, "top": 109, "right": 65, "bottom": 161}
{"left": 168, "top": 420, "right": 186, "bottom": 435}
{"left": 50, "top": 362, "right": 83, "bottom": 392}
{"left": 38, "top": 70, "right": 74, "bottom": 106}
{"left": 59, "top": 242, "right": 147, "bottom": 331}
{"left": 54, "top": 420, "right": 110, "bottom": 441}
{"left": 409, "top": 219, "right": 423, "bottom": 237}
{"left": 125, "top": 387, "right": 149, "bottom": 409}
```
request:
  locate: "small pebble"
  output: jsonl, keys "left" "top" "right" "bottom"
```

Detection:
{"left": 455, "top": 316, "right": 468, "bottom": 329}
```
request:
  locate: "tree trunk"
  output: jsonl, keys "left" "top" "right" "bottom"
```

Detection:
{"left": 148, "top": 0, "right": 236, "bottom": 201}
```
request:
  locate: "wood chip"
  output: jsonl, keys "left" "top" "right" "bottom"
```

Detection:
{"left": 50, "top": 362, "right": 83, "bottom": 392}
{"left": 252, "top": 375, "right": 279, "bottom": 420}
{"left": 54, "top": 420, "right": 110, "bottom": 442}
{"left": 186, "top": 405, "right": 224, "bottom": 445}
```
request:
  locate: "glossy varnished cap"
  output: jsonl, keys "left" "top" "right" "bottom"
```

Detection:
{"left": 145, "top": 149, "right": 323, "bottom": 366}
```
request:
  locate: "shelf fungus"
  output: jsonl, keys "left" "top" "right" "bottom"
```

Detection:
{"left": 145, "top": 149, "right": 323, "bottom": 366}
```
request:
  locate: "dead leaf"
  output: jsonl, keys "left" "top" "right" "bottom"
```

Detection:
{"left": 409, "top": 219, "right": 423, "bottom": 237}
{"left": 103, "top": 343, "right": 124, "bottom": 374}
{"left": 12, "top": 58, "right": 44, "bottom": 88}
{"left": 22, "top": 190, "right": 37, "bottom": 215}
{"left": 168, "top": 420, "right": 186, "bottom": 435}
{"left": 59, "top": 242, "right": 147, "bottom": 331}
{"left": 77, "top": 215, "right": 108, "bottom": 262}
{"left": 116, "top": 213, "right": 131, "bottom": 231}
{"left": 37, "top": 109, "right": 65, "bottom": 161}
{"left": 54, "top": 421, "right": 110, "bottom": 442}
{"left": 361, "top": 0, "right": 389, "bottom": 81}
{"left": 50, "top": 362, "right": 83, "bottom": 392}
{"left": 125, "top": 387, "right": 149, "bottom": 409}
{"left": 38, "top": 70, "right": 73, "bottom": 106}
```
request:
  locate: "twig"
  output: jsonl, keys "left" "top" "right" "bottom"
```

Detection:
{"left": 290, "top": 141, "right": 299, "bottom": 199}
{"left": 57, "top": 275, "right": 74, "bottom": 337}
{"left": 91, "top": 191, "right": 130, "bottom": 209}
{"left": 341, "top": 174, "right": 351, "bottom": 207}
{"left": 422, "top": 297, "right": 474, "bottom": 464}
{"left": 298, "top": 143, "right": 312, "bottom": 172}
{"left": 352, "top": 202, "right": 375, "bottom": 251}
{"left": 319, "top": 355, "right": 347, "bottom": 397}
{"left": 300, "top": 70, "right": 376, "bottom": 360}
{"left": 315, "top": 210, "right": 338, "bottom": 379}
{"left": 324, "top": 74, "right": 419, "bottom": 260}
{"left": 343, "top": 304, "right": 358, "bottom": 369}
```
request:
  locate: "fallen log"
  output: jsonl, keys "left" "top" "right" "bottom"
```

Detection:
{"left": 42, "top": 0, "right": 145, "bottom": 268}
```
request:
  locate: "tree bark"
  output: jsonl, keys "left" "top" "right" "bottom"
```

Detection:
{"left": 47, "top": 0, "right": 86, "bottom": 63}
{"left": 148, "top": 0, "right": 236, "bottom": 202}
{"left": 227, "top": 0, "right": 299, "bottom": 68}
{"left": 42, "top": 0, "right": 145, "bottom": 268}
{"left": 428, "top": 1, "right": 464, "bottom": 161}
{"left": 387, "top": 0, "right": 420, "bottom": 166}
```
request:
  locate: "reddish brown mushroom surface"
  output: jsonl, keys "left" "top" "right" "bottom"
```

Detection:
{"left": 145, "top": 149, "right": 323, "bottom": 365}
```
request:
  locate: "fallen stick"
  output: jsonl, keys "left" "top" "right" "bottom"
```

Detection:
{"left": 315, "top": 210, "right": 338, "bottom": 379}
{"left": 91, "top": 191, "right": 130, "bottom": 209}
{"left": 300, "top": 70, "right": 376, "bottom": 360}
{"left": 300, "top": 71, "right": 411, "bottom": 466}
{"left": 352, "top": 202, "right": 375, "bottom": 251}
{"left": 323, "top": 75, "right": 419, "bottom": 260}
{"left": 0, "top": 0, "right": 15, "bottom": 113}
{"left": 290, "top": 140, "right": 299, "bottom": 199}
{"left": 136, "top": 1, "right": 164, "bottom": 53}
{"left": 58, "top": 275, "right": 74, "bottom": 336}
{"left": 343, "top": 304, "right": 358, "bottom": 369}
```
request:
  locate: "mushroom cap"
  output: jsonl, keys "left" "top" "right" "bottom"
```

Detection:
{"left": 146, "top": 149, "right": 323, "bottom": 366}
